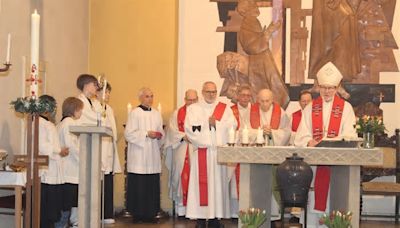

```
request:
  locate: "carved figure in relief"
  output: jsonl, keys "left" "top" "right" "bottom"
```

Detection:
{"left": 308, "top": 0, "right": 361, "bottom": 81}
{"left": 237, "top": 0, "right": 290, "bottom": 108}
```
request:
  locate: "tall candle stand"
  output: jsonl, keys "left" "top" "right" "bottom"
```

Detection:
{"left": 118, "top": 124, "right": 133, "bottom": 218}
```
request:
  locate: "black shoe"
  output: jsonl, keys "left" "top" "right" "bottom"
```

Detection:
{"left": 195, "top": 219, "right": 206, "bottom": 228}
{"left": 208, "top": 219, "right": 224, "bottom": 228}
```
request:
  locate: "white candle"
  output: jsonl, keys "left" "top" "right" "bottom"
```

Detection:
{"left": 30, "top": 10, "right": 40, "bottom": 99}
{"left": 228, "top": 126, "right": 235, "bottom": 144}
{"left": 102, "top": 79, "right": 107, "bottom": 100}
{"left": 127, "top": 103, "right": 132, "bottom": 115}
{"left": 157, "top": 102, "right": 162, "bottom": 114}
{"left": 242, "top": 125, "right": 249, "bottom": 144}
{"left": 256, "top": 127, "right": 264, "bottom": 144}
{"left": 21, "top": 56, "right": 26, "bottom": 97}
{"left": 6, "top": 33, "right": 11, "bottom": 63}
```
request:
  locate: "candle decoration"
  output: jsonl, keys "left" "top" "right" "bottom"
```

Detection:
{"left": 256, "top": 127, "right": 264, "bottom": 146}
{"left": 0, "top": 33, "right": 12, "bottom": 72}
{"left": 228, "top": 126, "right": 235, "bottom": 146}
{"left": 242, "top": 125, "right": 249, "bottom": 146}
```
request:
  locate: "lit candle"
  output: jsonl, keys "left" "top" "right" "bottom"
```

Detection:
{"left": 102, "top": 79, "right": 107, "bottom": 100}
{"left": 30, "top": 9, "right": 40, "bottom": 99}
{"left": 228, "top": 126, "right": 235, "bottom": 144}
{"left": 6, "top": 33, "right": 11, "bottom": 63}
{"left": 127, "top": 103, "right": 132, "bottom": 115}
{"left": 242, "top": 125, "right": 249, "bottom": 144}
{"left": 157, "top": 102, "right": 162, "bottom": 114}
{"left": 256, "top": 127, "right": 264, "bottom": 144}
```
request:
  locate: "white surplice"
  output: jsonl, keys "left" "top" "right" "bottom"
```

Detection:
{"left": 293, "top": 98, "right": 357, "bottom": 227}
{"left": 164, "top": 108, "right": 192, "bottom": 216}
{"left": 184, "top": 100, "right": 236, "bottom": 219}
{"left": 94, "top": 103, "right": 122, "bottom": 175}
{"left": 39, "top": 117, "right": 63, "bottom": 184}
{"left": 77, "top": 93, "right": 101, "bottom": 126}
{"left": 124, "top": 106, "right": 164, "bottom": 174}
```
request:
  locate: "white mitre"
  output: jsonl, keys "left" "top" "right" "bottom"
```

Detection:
{"left": 316, "top": 62, "right": 343, "bottom": 86}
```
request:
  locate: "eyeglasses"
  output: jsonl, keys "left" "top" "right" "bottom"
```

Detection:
{"left": 319, "top": 86, "right": 337, "bottom": 91}
{"left": 203, "top": 90, "right": 217, "bottom": 94}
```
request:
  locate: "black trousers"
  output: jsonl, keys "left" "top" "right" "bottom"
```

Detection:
{"left": 127, "top": 173, "right": 160, "bottom": 220}
{"left": 104, "top": 173, "right": 114, "bottom": 219}
{"left": 40, "top": 183, "right": 63, "bottom": 228}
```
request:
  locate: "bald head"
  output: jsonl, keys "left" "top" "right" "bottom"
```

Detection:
{"left": 184, "top": 89, "right": 198, "bottom": 106}
{"left": 257, "top": 89, "right": 273, "bottom": 112}
{"left": 138, "top": 87, "right": 154, "bottom": 107}
{"left": 202, "top": 81, "right": 218, "bottom": 104}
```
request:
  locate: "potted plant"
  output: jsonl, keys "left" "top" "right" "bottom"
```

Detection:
{"left": 319, "top": 210, "right": 352, "bottom": 228}
{"left": 238, "top": 208, "right": 267, "bottom": 228}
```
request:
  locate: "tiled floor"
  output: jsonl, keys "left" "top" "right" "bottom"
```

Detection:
{"left": 104, "top": 217, "right": 400, "bottom": 228}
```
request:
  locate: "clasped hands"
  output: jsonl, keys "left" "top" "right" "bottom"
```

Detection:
{"left": 147, "top": 131, "right": 163, "bottom": 140}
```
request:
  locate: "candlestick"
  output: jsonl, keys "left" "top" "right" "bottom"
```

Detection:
{"left": 157, "top": 102, "right": 162, "bottom": 114}
{"left": 228, "top": 126, "right": 235, "bottom": 144}
{"left": 30, "top": 9, "right": 40, "bottom": 99}
{"left": 6, "top": 33, "right": 11, "bottom": 63}
{"left": 242, "top": 125, "right": 249, "bottom": 144}
{"left": 102, "top": 79, "right": 107, "bottom": 101}
{"left": 127, "top": 103, "right": 132, "bottom": 116}
{"left": 256, "top": 127, "right": 264, "bottom": 144}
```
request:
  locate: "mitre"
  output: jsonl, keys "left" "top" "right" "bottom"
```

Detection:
{"left": 316, "top": 62, "right": 343, "bottom": 86}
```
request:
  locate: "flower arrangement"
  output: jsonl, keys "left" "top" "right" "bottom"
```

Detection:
{"left": 10, "top": 97, "right": 56, "bottom": 114}
{"left": 238, "top": 208, "right": 267, "bottom": 228}
{"left": 355, "top": 115, "right": 385, "bottom": 134}
{"left": 319, "top": 210, "right": 352, "bottom": 228}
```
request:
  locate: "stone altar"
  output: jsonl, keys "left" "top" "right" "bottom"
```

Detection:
{"left": 218, "top": 146, "right": 383, "bottom": 228}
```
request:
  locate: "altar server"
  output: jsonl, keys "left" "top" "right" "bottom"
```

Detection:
{"left": 57, "top": 97, "right": 84, "bottom": 228}
{"left": 124, "top": 87, "right": 165, "bottom": 223}
{"left": 38, "top": 95, "right": 69, "bottom": 228}
{"left": 96, "top": 82, "right": 122, "bottom": 224}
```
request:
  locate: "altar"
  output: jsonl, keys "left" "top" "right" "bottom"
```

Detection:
{"left": 218, "top": 146, "right": 383, "bottom": 228}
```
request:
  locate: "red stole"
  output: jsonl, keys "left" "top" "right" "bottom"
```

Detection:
{"left": 177, "top": 105, "right": 190, "bottom": 206}
{"left": 198, "top": 102, "right": 227, "bottom": 206}
{"left": 311, "top": 95, "right": 345, "bottom": 211}
{"left": 231, "top": 104, "right": 240, "bottom": 130}
{"left": 250, "top": 103, "right": 281, "bottom": 129}
{"left": 291, "top": 109, "right": 302, "bottom": 132}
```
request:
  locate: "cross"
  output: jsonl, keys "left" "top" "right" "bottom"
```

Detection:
{"left": 14, "top": 114, "right": 48, "bottom": 228}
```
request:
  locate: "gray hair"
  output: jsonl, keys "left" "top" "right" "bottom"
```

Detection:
{"left": 137, "top": 87, "right": 152, "bottom": 99}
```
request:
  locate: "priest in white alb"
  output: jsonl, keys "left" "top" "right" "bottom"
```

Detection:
{"left": 294, "top": 62, "right": 357, "bottom": 227}
{"left": 184, "top": 81, "right": 236, "bottom": 228}
{"left": 164, "top": 89, "right": 198, "bottom": 216}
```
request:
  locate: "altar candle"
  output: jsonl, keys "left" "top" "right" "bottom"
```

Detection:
{"left": 256, "top": 127, "right": 264, "bottom": 144}
{"left": 102, "top": 79, "right": 107, "bottom": 100}
{"left": 157, "top": 102, "right": 162, "bottom": 114}
{"left": 6, "top": 33, "right": 11, "bottom": 63}
{"left": 242, "top": 125, "right": 249, "bottom": 144}
{"left": 228, "top": 126, "right": 235, "bottom": 144}
{"left": 30, "top": 10, "right": 40, "bottom": 98}
{"left": 127, "top": 103, "right": 132, "bottom": 115}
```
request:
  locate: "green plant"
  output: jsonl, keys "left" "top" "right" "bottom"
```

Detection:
{"left": 319, "top": 210, "right": 352, "bottom": 228}
{"left": 10, "top": 97, "right": 56, "bottom": 114}
{"left": 355, "top": 115, "right": 385, "bottom": 134}
{"left": 238, "top": 208, "right": 267, "bottom": 228}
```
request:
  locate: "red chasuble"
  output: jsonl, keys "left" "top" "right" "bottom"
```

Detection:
{"left": 250, "top": 103, "right": 281, "bottom": 129}
{"left": 177, "top": 105, "right": 190, "bottom": 206}
{"left": 311, "top": 95, "right": 344, "bottom": 211}
{"left": 198, "top": 102, "right": 227, "bottom": 206}
{"left": 291, "top": 109, "right": 302, "bottom": 132}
